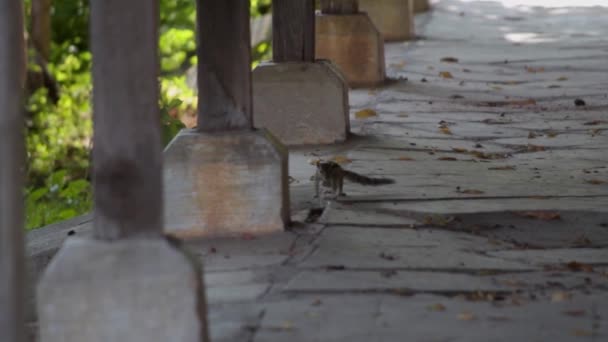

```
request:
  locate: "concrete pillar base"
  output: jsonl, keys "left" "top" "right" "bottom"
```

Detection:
{"left": 414, "top": 0, "right": 431, "bottom": 13}
{"left": 163, "top": 129, "right": 289, "bottom": 238}
{"left": 359, "top": 0, "right": 415, "bottom": 41}
{"left": 37, "top": 237, "right": 209, "bottom": 342}
{"left": 253, "top": 60, "right": 350, "bottom": 146}
{"left": 315, "top": 13, "right": 386, "bottom": 88}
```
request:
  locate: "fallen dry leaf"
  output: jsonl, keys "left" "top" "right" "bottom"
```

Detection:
{"left": 452, "top": 148, "right": 469, "bottom": 153}
{"left": 546, "top": 131, "right": 558, "bottom": 138}
{"left": 488, "top": 166, "right": 516, "bottom": 171}
{"left": 355, "top": 108, "right": 378, "bottom": 119}
{"left": 438, "top": 157, "right": 458, "bottom": 161}
{"left": 491, "top": 86, "right": 503, "bottom": 91}
{"left": 330, "top": 155, "right": 352, "bottom": 165}
{"left": 528, "top": 132, "right": 538, "bottom": 139}
{"left": 556, "top": 76, "right": 569, "bottom": 81}
{"left": 511, "top": 99, "right": 537, "bottom": 106}
{"left": 527, "top": 144, "right": 546, "bottom": 152}
{"left": 585, "top": 179, "right": 606, "bottom": 185}
{"left": 440, "top": 126, "right": 453, "bottom": 135}
{"left": 439, "top": 71, "right": 454, "bottom": 79}
{"left": 562, "top": 310, "right": 586, "bottom": 317}
{"left": 590, "top": 128, "right": 602, "bottom": 137}
{"left": 390, "top": 61, "right": 407, "bottom": 69}
{"left": 566, "top": 261, "right": 594, "bottom": 272}
{"left": 551, "top": 291, "right": 572, "bottom": 302}
{"left": 441, "top": 57, "right": 459, "bottom": 63}
{"left": 526, "top": 66, "right": 545, "bottom": 73}
{"left": 397, "top": 113, "right": 409, "bottom": 118}
{"left": 516, "top": 211, "right": 561, "bottom": 221}
{"left": 458, "top": 312, "right": 476, "bottom": 321}
{"left": 584, "top": 120, "right": 607, "bottom": 126}
{"left": 395, "top": 156, "right": 415, "bottom": 161}
{"left": 462, "top": 68, "right": 472, "bottom": 73}
{"left": 428, "top": 303, "right": 446, "bottom": 312}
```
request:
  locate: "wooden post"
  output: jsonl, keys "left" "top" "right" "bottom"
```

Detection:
{"left": 320, "top": 0, "right": 358, "bottom": 14}
{"left": 164, "top": 0, "right": 288, "bottom": 237}
{"left": 197, "top": 0, "right": 252, "bottom": 131}
{"left": 90, "top": 0, "right": 163, "bottom": 240}
{"left": 0, "top": 1, "right": 26, "bottom": 342}
{"left": 273, "top": 0, "right": 315, "bottom": 62}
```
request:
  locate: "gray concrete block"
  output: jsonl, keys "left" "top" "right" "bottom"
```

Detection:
{"left": 163, "top": 129, "right": 289, "bottom": 238}
{"left": 37, "top": 237, "right": 209, "bottom": 342}
{"left": 253, "top": 61, "right": 350, "bottom": 146}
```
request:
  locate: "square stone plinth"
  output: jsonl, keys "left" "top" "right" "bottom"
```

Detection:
{"left": 253, "top": 61, "right": 350, "bottom": 146}
{"left": 37, "top": 237, "right": 209, "bottom": 342}
{"left": 163, "top": 129, "right": 289, "bottom": 238}
{"left": 316, "top": 13, "right": 386, "bottom": 88}
{"left": 359, "top": 0, "right": 415, "bottom": 41}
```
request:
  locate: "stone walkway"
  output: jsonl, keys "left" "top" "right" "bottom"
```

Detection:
{"left": 26, "top": 0, "right": 608, "bottom": 341}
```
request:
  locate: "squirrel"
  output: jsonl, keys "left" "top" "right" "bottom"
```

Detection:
{"left": 315, "top": 161, "right": 395, "bottom": 200}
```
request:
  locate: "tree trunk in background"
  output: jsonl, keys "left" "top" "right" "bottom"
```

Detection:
{"left": 31, "top": 0, "right": 52, "bottom": 60}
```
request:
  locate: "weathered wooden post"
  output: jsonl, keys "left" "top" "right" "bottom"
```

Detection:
{"left": 252, "top": 0, "right": 350, "bottom": 145}
{"left": 316, "top": 0, "right": 386, "bottom": 87}
{"left": 359, "top": 0, "right": 416, "bottom": 41}
{"left": 163, "top": 0, "right": 289, "bottom": 237}
{"left": 414, "top": 0, "right": 431, "bottom": 13}
{"left": 37, "top": 1, "right": 209, "bottom": 341}
{"left": 0, "top": 1, "right": 26, "bottom": 342}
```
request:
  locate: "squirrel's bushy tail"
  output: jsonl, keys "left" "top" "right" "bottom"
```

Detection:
{"left": 343, "top": 170, "right": 395, "bottom": 186}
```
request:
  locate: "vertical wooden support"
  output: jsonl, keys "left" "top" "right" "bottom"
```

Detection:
{"left": 38, "top": 1, "right": 209, "bottom": 341}
{"left": 0, "top": 1, "right": 26, "bottom": 342}
{"left": 197, "top": 0, "right": 252, "bottom": 131}
{"left": 320, "top": 0, "right": 358, "bottom": 14}
{"left": 273, "top": 0, "right": 315, "bottom": 62}
{"left": 90, "top": 0, "right": 163, "bottom": 240}
{"left": 164, "top": 0, "right": 288, "bottom": 237}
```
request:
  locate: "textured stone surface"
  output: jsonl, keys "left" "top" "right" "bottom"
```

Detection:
{"left": 37, "top": 237, "right": 208, "bottom": 342}
{"left": 253, "top": 61, "right": 349, "bottom": 145}
{"left": 163, "top": 129, "right": 289, "bottom": 238}
{"left": 316, "top": 13, "right": 386, "bottom": 87}
{"left": 359, "top": 0, "right": 415, "bottom": 41}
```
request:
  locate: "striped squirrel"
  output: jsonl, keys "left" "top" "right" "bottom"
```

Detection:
{"left": 315, "top": 161, "right": 395, "bottom": 200}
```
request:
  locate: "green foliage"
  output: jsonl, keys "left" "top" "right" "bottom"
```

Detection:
{"left": 25, "top": 0, "right": 273, "bottom": 230}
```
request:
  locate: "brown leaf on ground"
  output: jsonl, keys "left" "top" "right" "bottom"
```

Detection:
{"left": 355, "top": 108, "right": 378, "bottom": 119}
{"left": 439, "top": 71, "right": 454, "bottom": 79}
{"left": 331, "top": 155, "right": 352, "bottom": 165}
{"left": 547, "top": 84, "right": 561, "bottom": 89}
{"left": 457, "top": 189, "right": 485, "bottom": 195}
{"left": 397, "top": 113, "right": 409, "bottom": 118}
{"left": 439, "top": 126, "right": 453, "bottom": 135}
{"left": 438, "top": 157, "right": 458, "bottom": 161}
{"left": 390, "top": 61, "right": 407, "bottom": 69}
{"left": 515, "top": 211, "right": 561, "bottom": 221}
{"left": 462, "top": 68, "right": 472, "bottom": 73}
{"left": 528, "top": 132, "right": 538, "bottom": 139}
{"left": 527, "top": 144, "right": 546, "bottom": 152}
{"left": 452, "top": 148, "right": 469, "bottom": 153}
{"left": 546, "top": 131, "right": 558, "bottom": 138}
{"left": 441, "top": 57, "right": 459, "bottom": 63}
{"left": 471, "top": 151, "right": 509, "bottom": 160}
{"left": 583, "top": 120, "right": 607, "bottom": 126}
{"left": 526, "top": 66, "right": 545, "bottom": 73}
{"left": 488, "top": 166, "right": 516, "bottom": 171}
{"left": 511, "top": 99, "right": 537, "bottom": 106}
{"left": 551, "top": 291, "right": 572, "bottom": 302}
{"left": 566, "top": 261, "right": 594, "bottom": 272}
{"left": 428, "top": 303, "right": 446, "bottom": 312}
{"left": 585, "top": 179, "right": 606, "bottom": 185}
{"left": 556, "top": 76, "right": 569, "bottom": 81}
{"left": 590, "top": 128, "right": 602, "bottom": 137}
{"left": 562, "top": 310, "right": 586, "bottom": 317}
{"left": 395, "top": 156, "right": 415, "bottom": 161}
{"left": 458, "top": 312, "right": 476, "bottom": 321}
{"left": 572, "top": 235, "right": 593, "bottom": 247}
